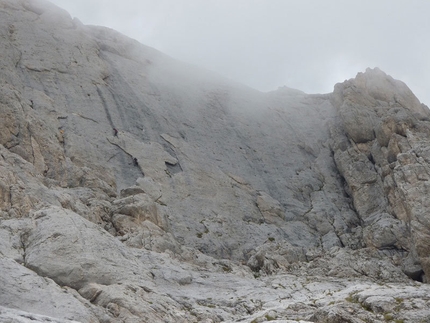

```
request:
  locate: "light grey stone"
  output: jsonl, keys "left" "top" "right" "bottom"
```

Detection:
{"left": 1, "top": 1, "right": 430, "bottom": 322}
{"left": 24, "top": 206, "right": 152, "bottom": 290}
{"left": 0, "top": 306, "right": 81, "bottom": 323}
{"left": 0, "top": 256, "right": 99, "bottom": 322}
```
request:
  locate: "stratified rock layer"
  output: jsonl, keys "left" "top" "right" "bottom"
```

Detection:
{"left": 330, "top": 68, "right": 430, "bottom": 282}
{"left": 0, "top": 0, "right": 430, "bottom": 322}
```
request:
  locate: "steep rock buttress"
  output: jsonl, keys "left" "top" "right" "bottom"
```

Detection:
{"left": 330, "top": 67, "right": 430, "bottom": 281}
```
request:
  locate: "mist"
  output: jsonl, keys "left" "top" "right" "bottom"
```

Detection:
{"left": 49, "top": 0, "right": 430, "bottom": 105}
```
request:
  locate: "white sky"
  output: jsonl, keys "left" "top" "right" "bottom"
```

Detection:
{"left": 49, "top": 0, "right": 429, "bottom": 105}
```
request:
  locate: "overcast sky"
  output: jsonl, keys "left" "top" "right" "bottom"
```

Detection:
{"left": 49, "top": 0, "right": 429, "bottom": 105}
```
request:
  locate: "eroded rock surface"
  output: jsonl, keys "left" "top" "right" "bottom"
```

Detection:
{"left": 330, "top": 68, "right": 430, "bottom": 282}
{"left": 0, "top": 0, "right": 430, "bottom": 322}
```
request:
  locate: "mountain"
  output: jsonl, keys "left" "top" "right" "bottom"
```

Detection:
{"left": 1, "top": 0, "right": 430, "bottom": 322}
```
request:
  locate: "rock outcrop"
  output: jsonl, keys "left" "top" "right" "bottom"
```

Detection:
{"left": 1, "top": 0, "right": 430, "bottom": 322}
{"left": 330, "top": 68, "right": 430, "bottom": 282}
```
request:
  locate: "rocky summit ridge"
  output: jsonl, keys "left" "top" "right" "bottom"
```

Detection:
{"left": 1, "top": 0, "right": 430, "bottom": 322}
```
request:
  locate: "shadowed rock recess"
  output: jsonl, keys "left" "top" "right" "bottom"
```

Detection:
{"left": 1, "top": 1, "right": 430, "bottom": 322}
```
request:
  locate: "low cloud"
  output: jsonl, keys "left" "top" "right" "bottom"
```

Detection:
{"left": 49, "top": 0, "right": 430, "bottom": 104}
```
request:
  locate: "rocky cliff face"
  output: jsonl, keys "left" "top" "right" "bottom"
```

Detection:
{"left": 1, "top": 0, "right": 430, "bottom": 322}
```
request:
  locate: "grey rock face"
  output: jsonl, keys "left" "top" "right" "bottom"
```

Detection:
{"left": 24, "top": 207, "right": 152, "bottom": 289}
{"left": 0, "top": 306, "right": 81, "bottom": 323}
{"left": 330, "top": 67, "right": 430, "bottom": 281}
{"left": 1, "top": 0, "right": 430, "bottom": 322}
{"left": 0, "top": 255, "right": 100, "bottom": 322}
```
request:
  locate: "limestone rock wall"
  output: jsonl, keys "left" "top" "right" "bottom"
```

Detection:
{"left": 0, "top": 0, "right": 357, "bottom": 264}
{"left": 1, "top": 0, "right": 430, "bottom": 322}
{"left": 330, "top": 67, "right": 430, "bottom": 281}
